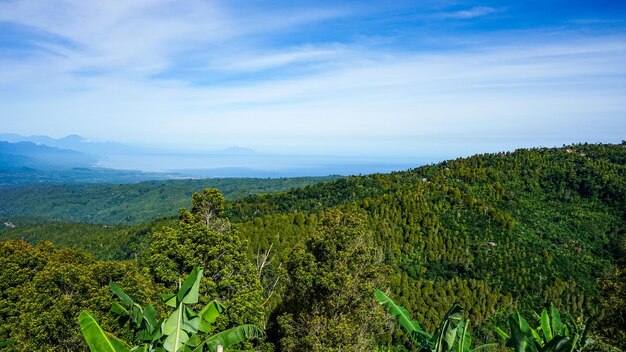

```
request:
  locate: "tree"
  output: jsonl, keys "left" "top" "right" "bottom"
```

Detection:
{"left": 0, "top": 240, "right": 157, "bottom": 351}
{"left": 140, "top": 189, "right": 264, "bottom": 332}
{"left": 276, "top": 209, "right": 390, "bottom": 351}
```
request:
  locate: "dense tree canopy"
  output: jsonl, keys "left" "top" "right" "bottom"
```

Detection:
{"left": 140, "top": 189, "right": 264, "bottom": 332}
{"left": 276, "top": 209, "right": 390, "bottom": 351}
{"left": 0, "top": 143, "right": 624, "bottom": 350}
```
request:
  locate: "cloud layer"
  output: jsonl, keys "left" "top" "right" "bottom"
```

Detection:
{"left": 1, "top": 0, "right": 625, "bottom": 157}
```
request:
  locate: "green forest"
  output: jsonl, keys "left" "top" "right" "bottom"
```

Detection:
{"left": 0, "top": 143, "right": 624, "bottom": 351}
{"left": 0, "top": 176, "right": 340, "bottom": 224}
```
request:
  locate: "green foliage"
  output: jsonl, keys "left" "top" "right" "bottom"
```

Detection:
{"left": 0, "top": 220, "right": 173, "bottom": 260}
{"left": 0, "top": 176, "right": 340, "bottom": 224}
{"left": 140, "top": 190, "right": 265, "bottom": 332}
{"left": 0, "top": 240, "right": 158, "bottom": 351}
{"left": 375, "top": 290, "right": 496, "bottom": 352}
{"left": 276, "top": 209, "right": 390, "bottom": 351}
{"left": 232, "top": 143, "right": 625, "bottom": 347}
{"left": 79, "top": 267, "right": 265, "bottom": 352}
{"left": 495, "top": 305, "right": 586, "bottom": 352}
{"left": 1, "top": 143, "right": 625, "bottom": 351}
{"left": 591, "top": 232, "right": 626, "bottom": 350}
{"left": 374, "top": 289, "right": 431, "bottom": 348}
{"left": 78, "top": 311, "right": 131, "bottom": 352}
{"left": 0, "top": 339, "right": 15, "bottom": 348}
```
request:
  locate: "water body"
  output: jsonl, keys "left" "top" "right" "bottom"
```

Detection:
{"left": 96, "top": 153, "right": 434, "bottom": 177}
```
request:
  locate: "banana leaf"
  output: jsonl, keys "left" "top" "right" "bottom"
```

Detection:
{"left": 507, "top": 313, "right": 539, "bottom": 352}
{"left": 541, "top": 310, "right": 553, "bottom": 343}
{"left": 199, "top": 300, "right": 226, "bottom": 333}
{"left": 204, "top": 324, "right": 265, "bottom": 352}
{"left": 78, "top": 311, "right": 131, "bottom": 352}
{"left": 374, "top": 289, "right": 431, "bottom": 348}
{"left": 542, "top": 336, "right": 572, "bottom": 352}
{"left": 433, "top": 303, "right": 463, "bottom": 352}
{"left": 110, "top": 282, "right": 134, "bottom": 306}
{"left": 550, "top": 305, "right": 564, "bottom": 336}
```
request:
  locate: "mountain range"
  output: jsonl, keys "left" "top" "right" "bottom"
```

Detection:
{"left": 0, "top": 133, "right": 145, "bottom": 156}
{"left": 0, "top": 141, "right": 97, "bottom": 171}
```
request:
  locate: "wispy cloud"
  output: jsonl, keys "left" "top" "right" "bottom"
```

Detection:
{"left": 438, "top": 6, "right": 498, "bottom": 19}
{"left": 0, "top": 1, "right": 625, "bottom": 156}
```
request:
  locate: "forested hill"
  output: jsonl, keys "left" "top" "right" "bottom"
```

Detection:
{"left": 227, "top": 142, "right": 625, "bottom": 345}
{"left": 227, "top": 143, "right": 625, "bottom": 220}
{"left": 1, "top": 143, "right": 624, "bottom": 351}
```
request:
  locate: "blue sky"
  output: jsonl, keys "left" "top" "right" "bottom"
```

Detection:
{"left": 0, "top": 0, "right": 625, "bottom": 158}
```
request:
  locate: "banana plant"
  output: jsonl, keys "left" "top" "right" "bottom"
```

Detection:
{"left": 109, "top": 282, "right": 162, "bottom": 349}
{"left": 79, "top": 267, "right": 264, "bottom": 352}
{"left": 374, "top": 289, "right": 496, "bottom": 352}
{"left": 494, "top": 305, "right": 585, "bottom": 352}
{"left": 78, "top": 311, "right": 131, "bottom": 352}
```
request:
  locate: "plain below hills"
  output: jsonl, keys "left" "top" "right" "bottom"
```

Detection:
{"left": 0, "top": 176, "right": 341, "bottom": 224}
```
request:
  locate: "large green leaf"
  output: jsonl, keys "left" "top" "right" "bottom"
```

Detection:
{"left": 542, "top": 336, "right": 573, "bottom": 352}
{"left": 131, "top": 345, "right": 149, "bottom": 352}
{"left": 199, "top": 300, "right": 226, "bottom": 333}
{"left": 78, "top": 311, "right": 131, "bottom": 352}
{"left": 507, "top": 313, "right": 538, "bottom": 352}
{"left": 457, "top": 320, "right": 470, "bottom": 352}
{"left": 433, "top": 303, "right": 463, "bottom": 352}
{"left": 142, "top": 304, "right": 160, "bottom": 337}
{"left": 204, "top": 324, "right": 265, "bottom": 352}
{"left": 550, "top": 305, "right": 564, "bottom": 336}
{"left": 162, "top": 293, "right": 177, "bottom": 308}
{"left": 111, "top": 302, "right": 130, "bottom": 317}
{"left": 138, "top": 305, "right": 162, "bottom": 343}
{"left": 110, "top": 282, "right": 134, "bottom": 306}
{"left": 177, "top": 267, "right": 203, "bottom": 305}
{"left": 163, "top": 328, "right": 189, "bottom": 352}
{"left": 162, "top": 306, "right": 188, "bottom": 352}
{"left": 541, "top": 309, "right": 553, "bottom": 343}
{"left": 374, "top": 289, "right": 431, "bottom": 347}
{"left": 494, "top": 326, "right": 510, "bottom": 340}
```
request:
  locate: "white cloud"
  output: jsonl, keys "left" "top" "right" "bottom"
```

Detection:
{"left": 438, "top": 6, "right": 498, "bottom": 19}
{"left": 0, "top": 1, "right": 624, "bottom": 156}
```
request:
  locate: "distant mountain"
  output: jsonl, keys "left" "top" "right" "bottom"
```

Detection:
{"left": 0, "top": 141, "right": 97, "bottom": 171}
{"left": 0, "top": 133, "right": 145, "bottom": 156}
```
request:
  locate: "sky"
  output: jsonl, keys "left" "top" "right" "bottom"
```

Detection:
{"left": 1, "top": 0, "right": 625, "bottom": 159}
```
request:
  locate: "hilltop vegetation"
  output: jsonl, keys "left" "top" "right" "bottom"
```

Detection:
{"left": 0, "top": 142, "right": 624, "bottom": 351}
{"left": 0, "top": 176, "right": 340, "bottom": 224}
{"left": 229, "top": 142, "right": 625, "bottom": 347}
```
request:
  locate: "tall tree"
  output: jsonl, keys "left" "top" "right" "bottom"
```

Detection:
{"left": 276, "top": 208, "right": 390, "bottom": 351}
{"left": 140, "top": 189, "right": 264, "bottom": 331}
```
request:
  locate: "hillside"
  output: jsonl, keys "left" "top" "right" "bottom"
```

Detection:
{"left": 226, "top": 142, "right": 625, "bottom": 342}
{"left": 0, "top": 176, "right": 341, "bottom": 224}
{"left": 1, "top": 143, "right": 624, "bottom": 351}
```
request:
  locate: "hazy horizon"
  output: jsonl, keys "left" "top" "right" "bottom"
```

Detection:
{"left": 2, "top": 131, "right": 622, "bottom": 177}
{"left": 1, "top": 0, "right": 625, "bottom": 159}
